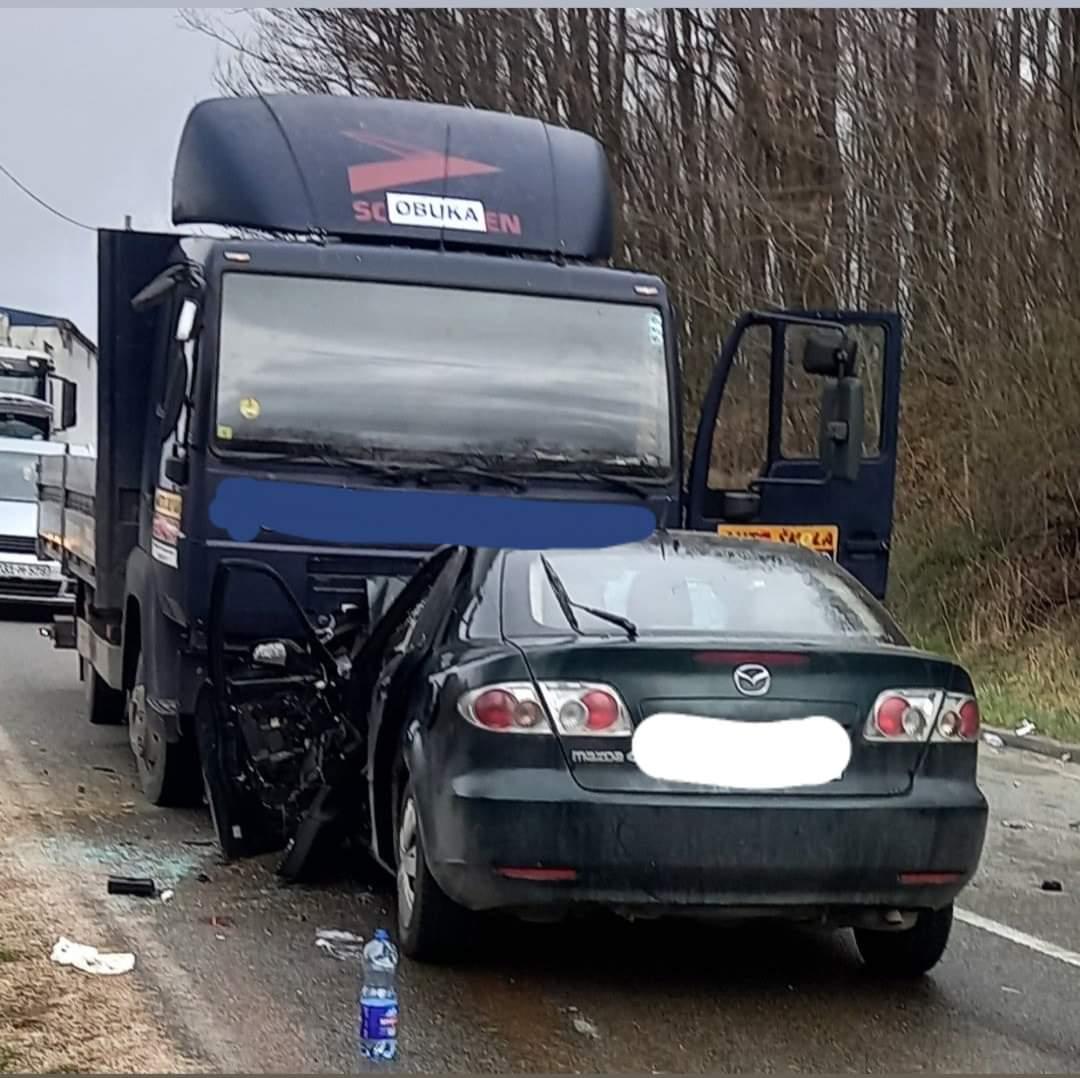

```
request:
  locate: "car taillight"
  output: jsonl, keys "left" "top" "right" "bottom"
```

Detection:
{"left": 540, "top": 682, "right": 632, "bottom": 736}
{"left": 458, "top": 681, "right": 631, "bottom": 737}
{"left": 472, "top": 689, "right": 516, "bottom": 729}
{"left": 464, "top": 684, "right": 549, "bottom": 732}
{"left": 865, "top": 689, "right": 980, "bottom": 744}
{"left": 865, "top": 690, "right": 942, "bottom": 742}
{"left": 932, "top": 694, "right": 980, "bottom": 742}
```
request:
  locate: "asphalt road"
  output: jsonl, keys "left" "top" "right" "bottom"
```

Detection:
{"left": 2, "top": 609, "right": 1079, "bottom": 1073}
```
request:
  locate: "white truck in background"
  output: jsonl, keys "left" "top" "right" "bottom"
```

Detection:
{"left": 0, "top": 307, "right": 95, "bottom": 606}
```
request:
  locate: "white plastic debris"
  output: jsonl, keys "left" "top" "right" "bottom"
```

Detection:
{"left": 1001, "top": 820, "right": 1030, "bottom": 830}
{"left": 1001, "top": 985, "right": 1021, "bottom": 995}
{"left": 572, "top": 1016, "right": 601, "bottom": 1040}
{"left": 50, "top": 936, "right": 134, "bottom": 976}
{"left": 982, "top": 732, "right": 1005, "bottom": 749}
{"left": 315, "top": 928, "right": 365, "bottom": 960}
{"left": 1016, "top": 720, "right": 1036, "bottom": 737}
{"left": 160, "top": 889, "right": 175, "bottom": 903}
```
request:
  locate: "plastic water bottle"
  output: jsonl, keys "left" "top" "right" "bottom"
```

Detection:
{"left": 359, "top": 929, "right": 399, "bottom": 1062}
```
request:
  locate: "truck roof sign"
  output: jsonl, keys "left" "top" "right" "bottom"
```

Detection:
{"left": 172, "top": 95, "right": 614, "bottom": 260}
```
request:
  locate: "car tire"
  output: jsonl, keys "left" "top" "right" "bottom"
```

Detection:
{"left": 394, "top": 775, "right": 471, "bottom": 963}
{"left": 854, "top": 904, "right": 954, "bottom": 977}
{"left": 84, "top": 659, "right": 125, "bottom": 726}
{"left": 127, "top": 654, "right": 201, "bottom": 807}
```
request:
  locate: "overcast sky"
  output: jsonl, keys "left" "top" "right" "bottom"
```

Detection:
{"left": 0, "top": 8, "right": 245, "bottom": 342}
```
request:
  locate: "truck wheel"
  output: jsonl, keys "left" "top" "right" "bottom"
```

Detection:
{"left": 127, "top": 654, "right": 200, "bottom": 807}
{"left": 394, "top": 774, "right": 471, "bottom": 963}
{"left": 854, "top": 904, "right": 954, "bottom": 978}
{"left": 84, "top": 659, "right": 125, "bottom": 726}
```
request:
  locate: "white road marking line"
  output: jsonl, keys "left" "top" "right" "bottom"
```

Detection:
{"left": 956, "top": 907, "right": 1080, "bottom": 970}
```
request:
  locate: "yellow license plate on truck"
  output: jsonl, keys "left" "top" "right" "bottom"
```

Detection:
{"left": 716, "top": 523, "right": 839, "bottom": 558}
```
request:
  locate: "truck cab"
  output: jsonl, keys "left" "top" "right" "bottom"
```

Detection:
{"left": 0, "top": 346, "right": 79, "bottom": 605}
{"left": 39, "top": 93, "right": 902, "bottom": 852}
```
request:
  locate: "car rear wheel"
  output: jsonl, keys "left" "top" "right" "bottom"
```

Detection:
{"left": 854, "top": 904, "right": 954, "bottom": 977}
{"left": 395, "top": 776, "right": 471, "bottom": 963}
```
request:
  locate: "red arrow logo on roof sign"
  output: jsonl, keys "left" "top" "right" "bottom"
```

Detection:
{"left": 343, "top": 130, "right": 501, "bottom": 195}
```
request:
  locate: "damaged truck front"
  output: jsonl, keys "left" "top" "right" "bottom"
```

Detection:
{"left": 39, "top": 93, "right": 904, "bottom": 875}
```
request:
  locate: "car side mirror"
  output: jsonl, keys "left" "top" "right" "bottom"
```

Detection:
{"left": 818, "top": 378, "right": 865, "bottom": 482}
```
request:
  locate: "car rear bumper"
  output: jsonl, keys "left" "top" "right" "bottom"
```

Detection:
{"left": 419, "top": 769, "right": 989, "bottom": 918}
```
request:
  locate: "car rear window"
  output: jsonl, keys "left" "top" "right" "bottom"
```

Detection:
{"left": 503, "top": 537, "right": 903, "bottom": 643}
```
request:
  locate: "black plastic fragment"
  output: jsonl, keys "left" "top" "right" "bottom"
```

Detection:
{"left": 107, "top": 876, "right": 157, "bottom": 897}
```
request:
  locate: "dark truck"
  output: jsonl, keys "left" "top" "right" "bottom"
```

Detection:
{"left": 38, "top": 94, "right": 902, "bottom": 861}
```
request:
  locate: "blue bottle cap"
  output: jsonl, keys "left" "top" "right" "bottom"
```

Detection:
{"left": 374, "top": 928, "right": 390, "bottom": 942}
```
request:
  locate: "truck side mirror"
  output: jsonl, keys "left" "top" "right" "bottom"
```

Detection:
{"left": 818, "top": 378, "right": 865, "bottom": 482}
{"left": 802, "top": 328, "right": 858, "bottom": 377}
{"left": 60, "top": 379, "right": 77, "bottom": 432}
{"left": 159, "top": 350, "right": 187, "bottom": 440}
{"left": 164, "top": 454, "right": 189, "bottom": 485}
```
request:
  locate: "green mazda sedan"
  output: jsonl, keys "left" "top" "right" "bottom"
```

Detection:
{"left": 373, "top": 531, "right": 990, "bottom": 974}
{"left": 245, "top": 530, "right": 988, "bottom": 976}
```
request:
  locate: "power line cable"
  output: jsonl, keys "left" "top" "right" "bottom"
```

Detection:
{"left": 0, "top": 159, "right": 97, "bottom": 232}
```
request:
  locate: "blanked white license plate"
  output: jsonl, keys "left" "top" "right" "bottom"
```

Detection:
{"left": 631, "top": 713, "right": 852, "bottom": 790}
{"left": 0, "top": 561, "right": 52, "bottom": 580}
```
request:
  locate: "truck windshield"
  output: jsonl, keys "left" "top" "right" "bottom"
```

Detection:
{"left": 0, "top": 452, "right": 40, "bottom": 502}
{"left": 0, "top": 371, "right": 43, "bottom": 398}
{"left": 215, "top": 274, "right": 672, "bottom": 474}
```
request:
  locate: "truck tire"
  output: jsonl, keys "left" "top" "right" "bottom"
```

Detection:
{"left": 854, "top": 904, "right": 954, "bottom": 978}
{"left": 84, "top": 659, "right": 125, "bottom": 726}
{"left": 127, "top": 654, "right": 200, "bottom": 807}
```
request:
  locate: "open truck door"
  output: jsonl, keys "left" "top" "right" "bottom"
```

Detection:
{"left": 686, "top": 310, "right": 902, "bottom": 600}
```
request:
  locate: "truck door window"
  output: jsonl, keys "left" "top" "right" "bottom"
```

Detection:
{"left": 706, "top": 324, "right": 770, "bottom": 491}
{"left": 705, "top": 321, "right": 886, "bottom": 495}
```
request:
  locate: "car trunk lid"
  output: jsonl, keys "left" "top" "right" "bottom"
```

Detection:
{"left": 520, "top": 638, "right": 959, "bottom": 796}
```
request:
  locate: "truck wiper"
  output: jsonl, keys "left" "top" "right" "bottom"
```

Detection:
{"left": 521, "top": 460, "right": 655, "bottom": 499}
{"left": 225, "top": 444, "right": 404, "bottom": 481}
{"left": 224, "top": 445, "right": 528, "bottom": 492}
{"left": 566, "top": 471, "right": 653, "bottom": 499}
{"left": 405, "top": 463, "right": 528, "bottom": 494}
{"left": 539, "top": 555, "right": 638, "bottom": 640}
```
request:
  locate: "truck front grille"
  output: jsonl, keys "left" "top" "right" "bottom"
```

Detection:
{"left": 0, "top": 534, "right": 37, "bottom": 555}
{"left": 0, "top": 578, "right": 63, "bottom": 598}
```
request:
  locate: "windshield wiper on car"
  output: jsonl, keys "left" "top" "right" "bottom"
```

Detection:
{"left": 539, "top": 555, "right": 638, "bottom": 640}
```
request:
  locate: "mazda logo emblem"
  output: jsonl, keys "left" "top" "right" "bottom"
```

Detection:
{"left": 733, "top": 663, "right": 771, "bottom": 696}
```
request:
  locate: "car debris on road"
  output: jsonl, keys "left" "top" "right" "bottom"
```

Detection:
{"left": 107, "top": 876, "right": 157, "bottom": 897}
{"left": 315, "top": 928, "right": 365, "bottom": 960}
{"left": 50, "top": 936, "right": 135, "bottom": 976}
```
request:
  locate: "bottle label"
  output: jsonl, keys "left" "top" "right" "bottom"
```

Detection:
{"left": 360, "top": 998, "right": 399, "bottom": 1042}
